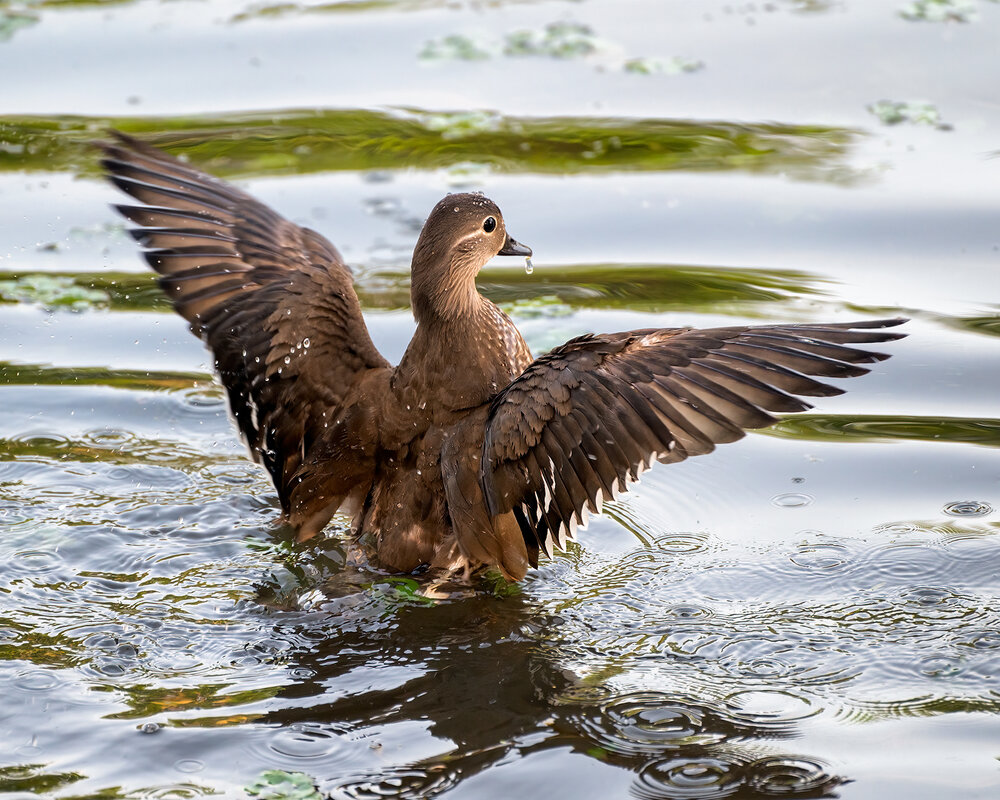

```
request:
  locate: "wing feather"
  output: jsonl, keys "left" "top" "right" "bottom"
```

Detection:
{"left": 102, "top": 132, "right": 389, "bottom": 525}
{"left": 481, "top": 320, "right": 906, "bottom": 558}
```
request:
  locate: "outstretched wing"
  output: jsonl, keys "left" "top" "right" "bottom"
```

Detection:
{"left": 101, "top": 131, "right": 389, "bottom": 510}
{"left": 481, "top": 319, "right": 906, "bottom": 561}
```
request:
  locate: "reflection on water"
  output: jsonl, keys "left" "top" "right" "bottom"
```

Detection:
{"left": 3, "top": 0, "right": 1000, "bottom": 796}
{"left": 6, "top": 433, "right": 998, "bottom": 796}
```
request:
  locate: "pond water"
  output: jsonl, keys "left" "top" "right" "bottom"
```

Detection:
{"left": 2, "top": 0, "right": 1000, "bottom": 797}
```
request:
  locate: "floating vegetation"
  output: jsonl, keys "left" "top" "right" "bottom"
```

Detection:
{"left": 623, "top": 56, "right": 705, "bottom": 76}
{"left": 420, "top": 23, "right": 604, "bottom": 64}
{"left": 784, "top": 0, "right": 843, "bottom": 11}
{"left": 419, "top": 33, "right": 490, "bottom": 62}
{"left": 499, "top": 295, "right": 574, "bottom": 319}
{"left": 246, "top": 769, "right": 322, "bottom": 800}
{"left": 422, "top": 109, "right": 504, "bottom": 140}
{"left": 898, "top": 0, "right": 980, "bottom": 22}
{"left": 0, "top": 274, "right": 109, "bottom": 311}
{"left": 421, "top": 22, "right": 701, "bottom": 76}
{"left": 0, "top": 7, "right": 38, "bottom": 42}
{"left": 503, "top": 21, "right": 603, "bottom": 59}
{"left": 369, "top": 575, "right": 438, "bottom": 608}
{"left": 868, "top": 100, "right": 950, "bottom": 129}
{"left": 443, "top": 160, "right": 493, "bottom": 187}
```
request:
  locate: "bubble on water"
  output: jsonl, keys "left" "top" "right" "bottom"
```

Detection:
{"left": 942, "top": 500, "right": 992, "bottom": 517}
{"left": 139, "top": 722, "right": 163, "bottom": 734}
{"left": 524, "top": 256, "right": 533, "bottom": 274}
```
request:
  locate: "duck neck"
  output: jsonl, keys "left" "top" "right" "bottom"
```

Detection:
{"left": 410, "top": 243, "right": 485, "bottom": 323}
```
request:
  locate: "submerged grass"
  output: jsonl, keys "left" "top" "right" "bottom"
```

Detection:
{"left": 0, "top": 107, "right": 864, "bottom": 183}
{"left": 766, "top": 414, "right": 1000, "bottom": 447}
{"left": 0, "top": 263, "right": 828, "bottom": 316}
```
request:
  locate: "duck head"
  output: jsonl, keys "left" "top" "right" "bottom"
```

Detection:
{"left": 410, "top": 193, "right": 531, "bottom": 320}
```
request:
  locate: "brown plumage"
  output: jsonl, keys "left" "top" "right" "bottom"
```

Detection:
{"left": 100, "top": 131, "right": 906, "bottom": 581}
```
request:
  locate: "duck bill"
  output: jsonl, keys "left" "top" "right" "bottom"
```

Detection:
{"left": 498, "top": 235, "right": 532, "bottom": 257}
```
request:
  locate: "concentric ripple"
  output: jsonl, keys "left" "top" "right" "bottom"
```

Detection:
{"left": 328, "top": 765, "right": 462, "bottom": 799}
{"left": 771, "top": 493, "right": 812, "bottom": 509}
{"left": 744, "top": 756, "right": 839, "bottom": 796}
{"left": 942, "top": 500, "right": 992, "bottom": 517}
{"left": 788, "top": 542, "right": 849, "bottom": 572}
{"left": 574, "top": 692, "right": 725, "bottom": 757}
{"left": 722, "top": 691, "right": 819, "bottom": 731}
{"left": 267, "top": 722, "right": 349, "bottom": 762}
{"left": 632, "top": 755, "right": 744, "bottom": 800}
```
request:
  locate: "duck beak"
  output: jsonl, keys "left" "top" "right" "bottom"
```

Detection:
{"left": 498, "top": 234, "right": 532, "bottom": 257}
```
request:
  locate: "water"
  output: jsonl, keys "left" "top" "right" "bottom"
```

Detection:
{"left": 2, "top": 0, "right": 1000, "bottom": 797}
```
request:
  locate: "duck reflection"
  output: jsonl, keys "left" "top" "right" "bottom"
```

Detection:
{"left": 255, "top": 546, "right": 846, "bottom": 799}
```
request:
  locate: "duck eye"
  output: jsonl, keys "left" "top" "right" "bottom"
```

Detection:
{"left": 483, "top": 216, "right": 497, "bottom": 233}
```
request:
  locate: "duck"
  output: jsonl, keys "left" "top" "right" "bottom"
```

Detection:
{"left": 100, "top": 131, "right": 905, "bottom": 581}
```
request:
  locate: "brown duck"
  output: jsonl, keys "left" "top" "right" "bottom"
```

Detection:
{"left": 101, "top": 132, "right": 905, "bottom": 581}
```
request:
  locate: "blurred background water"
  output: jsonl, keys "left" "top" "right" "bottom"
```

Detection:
{"left": 1, "top": 0, "right": 999, "bottom": 797}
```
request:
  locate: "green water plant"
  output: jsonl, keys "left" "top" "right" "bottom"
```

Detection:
{"left": 623, "top": 56, "right": 704, "bottom": 75}
{"left": 246, "top": 770, "right": 321, "bottom": 800}
{"left": 0, "top": 273, "right": 109, "bottom": 310}
{"left": 898, "top": 0, "right": 979, "bottom": 22}
{"left": 868, "top": 99, "right": 948, "bottom": 128}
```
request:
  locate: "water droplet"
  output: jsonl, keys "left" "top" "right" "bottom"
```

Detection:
{"left": 284, "top": 356, "right": 291, "bottom": 365}
{"left": 943, "top": 500, "right": 992, "bottom": 517}
{"left": 524, "top": 256, "right": 533, "bottom": 275}
{"left": 303, "top": 337, "right": 310, "bottom": 348}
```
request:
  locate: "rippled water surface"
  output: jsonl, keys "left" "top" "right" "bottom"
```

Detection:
{"left": 2, "top": 0, "right": 1000, "bottom": 797}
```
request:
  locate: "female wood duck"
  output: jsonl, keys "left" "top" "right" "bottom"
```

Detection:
{"left": 101, "top": 132, "right": 905, "bottom": 581}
